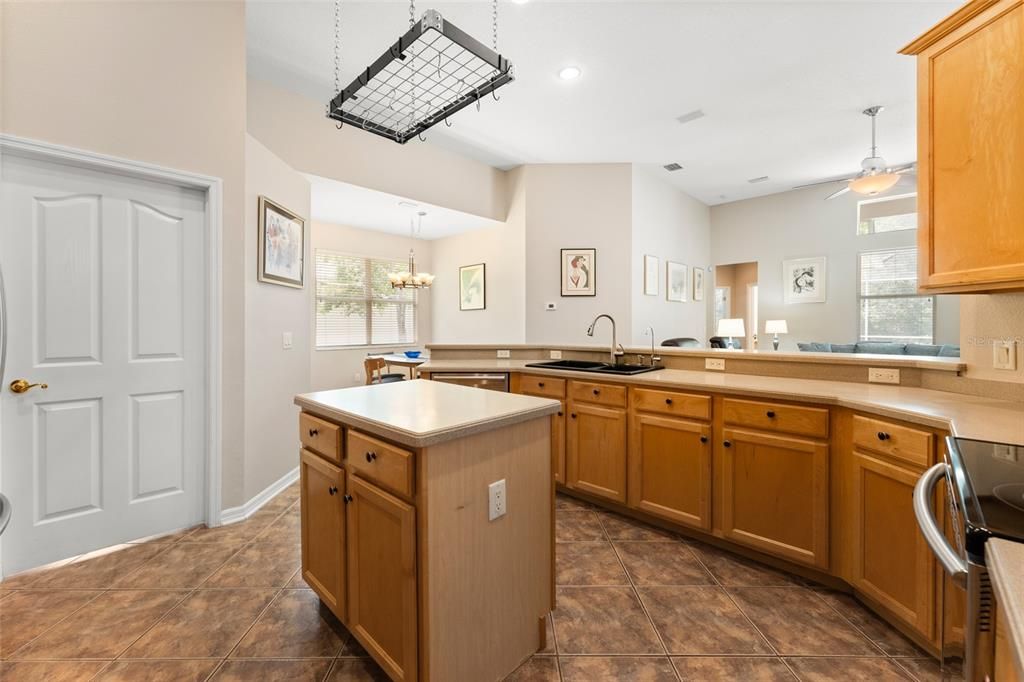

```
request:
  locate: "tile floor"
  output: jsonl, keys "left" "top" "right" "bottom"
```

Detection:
{"left": 0, "top": 485, "right": 945, "bottom": 681}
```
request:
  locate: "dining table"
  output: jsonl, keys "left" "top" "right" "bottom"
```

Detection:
{"left": 376, "top": 353, "right": 429, "bottom": 379}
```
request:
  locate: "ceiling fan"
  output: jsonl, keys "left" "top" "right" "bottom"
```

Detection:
{"left": 795, "top": 106, "right": 915, "bottom": 200}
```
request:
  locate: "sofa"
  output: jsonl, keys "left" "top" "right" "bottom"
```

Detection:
{"left": 797, "top": 341, "right": 960, "bottom": 357}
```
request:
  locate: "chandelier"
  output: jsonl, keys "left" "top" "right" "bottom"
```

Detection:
{"left": 326, "top": 0, "right": 514, "bottom": 144}
{"left": 389, "top": 211, "right": 434, "bottom": 289}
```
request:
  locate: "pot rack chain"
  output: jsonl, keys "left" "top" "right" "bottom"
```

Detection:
{"left": 334, "top": 0, "right": 342, "bottom": 96}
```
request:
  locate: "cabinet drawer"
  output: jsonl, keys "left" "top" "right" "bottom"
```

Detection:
{"left": 853, "top": 415, "right": 932, "bottom": 468}
{"left": 520, "top": 374, "right": 566, "bottom": 399}
{"left": 632, "top": 387, "right": 711, "bottom": 420}
{"left": 569, "top": 380, "right": 627, "bottom": 408}
{"left": 722, "top": 398, "right": 829, "bottom": 439}
{"left": 300, "top": 412, "right": 342, "bottom": 463}
{"left": 346, "top": 430, "right": 415, "bottom": 499}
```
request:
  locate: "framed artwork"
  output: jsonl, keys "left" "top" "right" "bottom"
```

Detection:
{"left": 666, "top": 261, "right": 688, "bottom": 302}
{"left": 459, "top": 263, "right": 486, "bottom": 311}
{"left": 258, "top": 195, "right": 305, "bottom": 288}
{"left": 643, "top": 255, "right": 659, "bottom": 296}
{"left": 561, "top": 248, "right": 596, "bottom": 296}
{"left": 783, "top": 256, "right": 827, "bottom": 304}
{"left": 693, "top": 267, "right": 705, "bottom": 301}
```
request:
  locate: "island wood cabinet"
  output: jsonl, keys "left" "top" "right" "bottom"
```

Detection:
{"left": 628, "top": 388, "right": 712, "bottom": 530}
{"left": 300, "top": 449, "right": 346, "bottom": 616}
{"left": 566, "top": 384, "right": 628, "bottom": 503}
{"left": 901, "top": 0, "right": 1024, "bottom": 293}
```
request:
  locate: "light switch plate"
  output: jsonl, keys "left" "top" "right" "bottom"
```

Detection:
{"left": 550, "top": 350, "right": 563, "bottom": 359}
{"left": 869, "top": 368, "right": 900, "bottom": 384}
{"left": 993, "top": 340, "right": 1018, "bottom": 370}
{"left": 488, "top": 479, "right": 507, "bottom": 521}
{"left": 705, "top": 358, "right": 725, "bottom": 371}
{"left": 282, "top": 332, "right": 293, "bottom": 349}
{"left": 496, "top": 349, "right": 511, "bottom": 359}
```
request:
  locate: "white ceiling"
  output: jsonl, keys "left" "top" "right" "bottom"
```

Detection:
{"left": 248, "top": 1, "right": 957, "bottom": 205}
{"left": 307, "top": 173, "right": 503, "bottom": 238}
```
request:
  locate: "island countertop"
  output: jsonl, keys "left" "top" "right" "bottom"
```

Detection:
{"left": 419, "top": 359, "right": 1024, "bottom": 446}
{"left": 988, "top": 539, "right": 1024, "bottom": 679}
{"left": 294, "top": 379, "right": 560, "bottom": 448}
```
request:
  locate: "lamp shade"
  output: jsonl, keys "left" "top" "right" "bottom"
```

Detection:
{"left": 765, "top": 320, "right": 788, "bottom": 334}
{"left": 849, "top": 172, "right": 900, "bottom": 196}
{"left": 716, "top": 318, "right": 745, "bottom": 338}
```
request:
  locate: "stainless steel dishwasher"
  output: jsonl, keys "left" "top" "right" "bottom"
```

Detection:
{"left": 429, "top": 372, "right": 510, "bottom": 392}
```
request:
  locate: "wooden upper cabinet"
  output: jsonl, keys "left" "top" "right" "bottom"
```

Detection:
{"left": 901, "top": 0, "right": 1024, "bottom": 293}
{"left": 346, "top": 474, "right": 418, "bottom": 682}
{"left": 299, "top": 449, "right": 346, "bottom": 620}
{"left": 566, "top": 401, "right": 628, "bottom": 503}
{"left": 628, "top": 413, "right": 711, "bottom": 530}
{"left": 850, "top": 451, "right": 936, "bottom": 640}
{"left": 720, "top": 428, "right": 830, "bottom": 569}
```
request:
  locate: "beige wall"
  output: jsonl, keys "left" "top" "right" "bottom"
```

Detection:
{"left": 959, "top": 294, "right": 1024, "bottom": 383}
{"left": 243, "top": 135, "right": 311, "bottom": 501}
{"left": 247, "top": 78, "right": 507, "bottom": 222}
{"left": 310, "top": 221, "right": 432, "bottom": 391}
{"left": 1, "top": 0, "right": 250, "bottom": 507}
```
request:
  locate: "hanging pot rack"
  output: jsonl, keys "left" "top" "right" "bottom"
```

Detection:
{"left": 327, "top": 0, "right": 515, "bottom": 145}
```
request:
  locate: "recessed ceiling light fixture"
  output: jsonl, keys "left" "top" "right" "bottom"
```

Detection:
{"left": 676, "top": 109, "right": 705, "bottom": 125}
{"left": 558, "top": 66, "right": 581, "bottom": 81}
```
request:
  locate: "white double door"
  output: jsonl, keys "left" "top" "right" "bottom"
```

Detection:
{"left": 1, "top": 151, "right": 207, "bottom": 575}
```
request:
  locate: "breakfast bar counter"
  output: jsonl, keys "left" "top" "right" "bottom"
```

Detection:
{"left": 294, "top": 380, "right": 559, "bottom": 682}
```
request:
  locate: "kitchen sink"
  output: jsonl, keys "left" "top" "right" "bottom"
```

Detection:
{"left": 525, "top": 359, "right": 664, "bottom": 375}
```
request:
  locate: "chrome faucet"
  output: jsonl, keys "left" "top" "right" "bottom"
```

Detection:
{"left": 587, "top": 314, "right": 625, "bottom": 364}
{"left": 643, "top": 326, "right": 661, "bottom": 366}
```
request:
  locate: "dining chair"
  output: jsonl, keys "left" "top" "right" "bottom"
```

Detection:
{"left": 364, "top": 357, "right": 405, "bottom": 385}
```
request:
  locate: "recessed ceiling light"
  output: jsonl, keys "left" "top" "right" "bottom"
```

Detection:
{"left": 676, "top": 109, "right": 705, "bottom": 125}
{"left": 558, "top": 66, "right": 581, "bottom": 81}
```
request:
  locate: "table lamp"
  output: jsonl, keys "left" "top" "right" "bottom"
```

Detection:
{"left": 716, "top": 318, "right": 745, "bottom": 349}
{"left": 765, "top": 320, "right": 788, "bottom": 351}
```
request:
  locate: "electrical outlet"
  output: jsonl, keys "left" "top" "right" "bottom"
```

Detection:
{"left": 545, "top": 302, "right": 557, "bottom": 311}
{"left": 993, "top": 340, "right": 1018, "bottom": 370}
{"left": 869, "top": 368, "right": 900, "bottom": 384}
{"left": 705, "top": 358, "right": 725, "bottom": 371}
{"left": 282, "top": 332, "right": 293, "bottom": 349}
{"left": 352, "top": 371, "right": 363, "bottom": 383}
{"left": 496, "top": 349, "right": 511, "bottom": 359}
{"left": 550, "top": 350, "right": 563, "bottom": 359}
{"left": 488, "top": 479, "right": 507, "bottom": 521}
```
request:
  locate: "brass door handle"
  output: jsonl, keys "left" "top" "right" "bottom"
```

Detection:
{"left": 10, "top": 379, "right": 47, "bottom": 394}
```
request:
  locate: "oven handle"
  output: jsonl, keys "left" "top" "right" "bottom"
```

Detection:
{"left": 914, "top": 462, "right": 968, "bottom": 587}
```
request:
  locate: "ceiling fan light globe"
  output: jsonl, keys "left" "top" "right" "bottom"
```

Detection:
{"left": 849, "top": 172, "right": 900, "bottom": 196}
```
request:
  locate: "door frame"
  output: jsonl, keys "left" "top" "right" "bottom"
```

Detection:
{"left": 0, "top": 134, "right": 224, "bottom": 547}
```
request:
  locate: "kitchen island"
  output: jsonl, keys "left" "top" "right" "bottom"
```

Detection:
{"left": 294, "top": 380, "right": 559, "bottom": 682}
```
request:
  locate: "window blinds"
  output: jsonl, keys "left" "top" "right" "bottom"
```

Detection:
{"left": 315, "top": 250, "right": 417, "bottom": 348}
{"left": 858, "top": 247, "right": 933, "bottom": 344}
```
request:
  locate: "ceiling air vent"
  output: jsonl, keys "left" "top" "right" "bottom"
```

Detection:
{"left": 663, "top": 163, "right": 683, "bottom": 172}
{"left": 676, "top": 109, "right": 705, "bottom": 125}
{"left": 747, "top": 176, "right": 770, "bottom": 184}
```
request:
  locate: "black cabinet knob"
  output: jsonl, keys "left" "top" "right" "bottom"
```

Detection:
{"left": 365, "top": 451, "right": 377, "bottom": 462}
{"left": 570, "top": 413, "right": 577, "bottom": 419}
{"left": 538, "top": 382, "right": 545, "bottom": 388}
{"left": 700, "top": 436, "right": 708, "bottom": 444}
{"left": 309, "top": 428, "right": 319, "bottom": 437}
{"left": 877, "top": 431, "right": 890, "bottom": 441}
{"left": 665, "top": 398, "right": 673, "bottom": 405}
{"left": 328, "top": 486, "right": 338, "bottom": 495}
{"left": 557, "top": 411, "right": 563, "bottom": 417}
{"left": 593, "top": 388, "right": 600, "bottom": 395}
{"left": 343, "top": 494, "right": 353, "bottom": 503}
{"left": 723, "top": 440, "right": 732, "bottom": 448}
{"left": 766, "top": 410, "right": 776, "bottom": 418}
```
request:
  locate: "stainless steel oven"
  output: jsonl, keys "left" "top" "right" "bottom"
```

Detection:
{"left": 915, "top": 437, "right": 1024, "bottom": 681}
{"left": 429, "top": 372, "right": 509, "bottom": 392}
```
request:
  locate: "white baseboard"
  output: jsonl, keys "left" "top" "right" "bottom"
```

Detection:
{"left": 219, "top": 466, "right": 299, "bottom": 526}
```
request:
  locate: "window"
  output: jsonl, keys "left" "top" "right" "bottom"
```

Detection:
{"left": 315, "top": 250, "right": 417, "bottom": 348}
{"left": 857, "top": 193, "right": 917, "bottom": 235}
{"left": 858, "top": 247, "right": 934, "bottom": 344}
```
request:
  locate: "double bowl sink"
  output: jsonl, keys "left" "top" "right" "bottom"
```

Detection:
{"left": 524, "top": 359, "right": 664, "bottom": 376}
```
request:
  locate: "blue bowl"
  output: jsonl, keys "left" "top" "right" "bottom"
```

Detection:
{"left": 404, "top": 351, "right": 422, "bottom": 358}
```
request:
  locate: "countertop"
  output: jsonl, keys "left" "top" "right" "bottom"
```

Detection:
{"left": 987, "top": 539, "right": 1024, "bottom": 677}
{"left": 294, "top": 379, "right": 560, "bottom": 448}
{"left": 419, "top": 359, "right": 1024, "bottom": 445}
